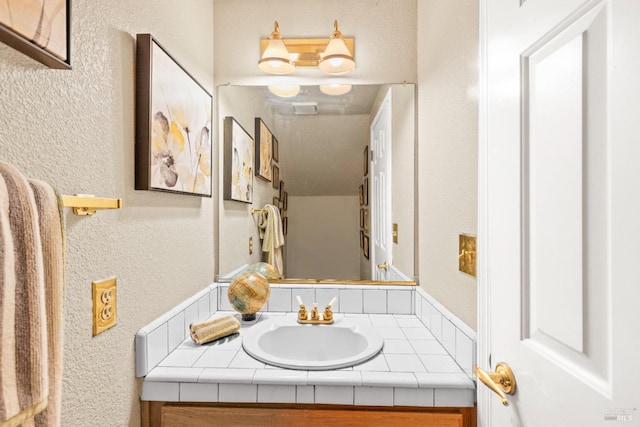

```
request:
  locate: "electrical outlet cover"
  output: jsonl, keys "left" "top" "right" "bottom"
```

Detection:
{"left": 93, "top": 277, "right": 117, "bottom": 336}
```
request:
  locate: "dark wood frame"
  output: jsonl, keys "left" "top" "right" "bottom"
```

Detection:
{"left": 360, "top": 230, "right": 365, "bottom": 249}
{"left": 0, "top": 0, "right": 71, "bottom": 69}
{"left": 283, "top": 217, "right": 288, "bottom": 235}
{"left": 273, "top": 136, "right": 279, "bottom": 162}
{"left": 223, "top": 116, "right": 254, "bottom": 203}
{"left": 363, "top": 145, "right": 369, "bottom": 176}
{"left": 360, "top": 209, "right": 365, "bottom": 228}
{"left": 282, "top": 191, "right": 288, "bottom": 211}
{"left": 272, "top": 165, "right": 279, "bottom": 189}
{"left": 135, "top": 33, "right": 213, "bottom": 197}
{"left": 273, "top": 197, "right": 280, "bottom": 207}
{"left": 363, "top": 177, "right": 369, "bottom": 206}
{"left": 279, "top": 180, "right": 285, "bottom": 200}
{"left": 364, "top": 209, "right": 369, "bottom": 232}
{"left": 255, "top": 118, "right": 273, "bottom": 182}
{"left": 359, "top": 184, "right": 364, "bottom": 206}
{"left": 363, "top": 235, "right": 370, "bottom": 259}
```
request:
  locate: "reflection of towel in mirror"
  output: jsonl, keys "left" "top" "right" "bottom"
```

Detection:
{"left": 257, "top": 204, "right": 284, "bottom": 277}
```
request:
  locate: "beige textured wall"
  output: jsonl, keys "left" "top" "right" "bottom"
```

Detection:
{"left": 0, "top": 1, "right": 214, "bottom": 426}
{"left": 214, "top": 0, "right": 417, "bottom": 85}
{"left": 217, "top": 86, "right": 280, "bottom": 276}
{"left": 417, "top": 0, "right": 479, "bottom": 329}
{"left": 391, "top": 85, "right": 416, "bottom": 279}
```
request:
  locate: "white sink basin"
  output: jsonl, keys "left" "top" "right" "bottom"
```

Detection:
{"left": 242, "top": 318, "right": 384, "bottom": 370}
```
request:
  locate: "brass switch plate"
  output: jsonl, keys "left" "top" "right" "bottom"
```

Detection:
{"left": 459, "top": 234, "right": 477, "bottom": 277}
{"left": 92, "top": 278, "right": 117, "bottom": 336}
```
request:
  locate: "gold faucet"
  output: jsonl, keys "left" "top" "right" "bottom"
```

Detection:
{"left": 296, "top": 296, "right": 336, "bottom": 324}
{"left": 310, "top": 303, "right": 320, "bottom": 321}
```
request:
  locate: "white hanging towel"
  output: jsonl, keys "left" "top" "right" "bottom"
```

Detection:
{"left": 257, "top": 204, "right": 285, "bottom": 277}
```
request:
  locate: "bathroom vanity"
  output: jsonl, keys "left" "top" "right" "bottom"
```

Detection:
{"left": 136, "top": 283, "right": 476, "bottom": 426}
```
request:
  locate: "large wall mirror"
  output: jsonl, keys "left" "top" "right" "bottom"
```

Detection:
{"left": 217, "top": 84, "right": 415, "bottom": 284}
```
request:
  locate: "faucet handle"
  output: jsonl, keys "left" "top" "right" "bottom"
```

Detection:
{"left": 296, "top": 296, "right": 308, "bottom": 320}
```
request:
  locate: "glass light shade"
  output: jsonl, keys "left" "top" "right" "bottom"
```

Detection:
{"left": 268, "top": 84, "right": 300, "bottom": 98}
{"left": 318, "top": 26, "right": 355, "bottom": 75}
{"left": 258, "top": 38, "right": 295, "bottom": 74}
{"left": 319, "top": 84, "right": 352, "bottom": 96}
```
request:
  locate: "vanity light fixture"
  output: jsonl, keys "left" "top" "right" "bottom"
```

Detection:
{"left": 318, "top": 21, "right": 355, "bottom": 74}
{"left": 259, "top": 20, "right": 355, "bottom": 75}
{"left": 258, "top": 21, "right": 295, "bottom": 74}
{"left": 268, "top": 84, "right": 301, "bottom": 98}
{"left": 319, "top": 83, "right": 352, "bottom": 96}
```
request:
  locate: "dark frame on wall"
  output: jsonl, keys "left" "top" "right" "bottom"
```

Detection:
{"left": 135, "top": 33, "right": 213, "bottom": 197}
{"left": 255, "top": 118, "right": 274, "bottom": 182}
{"left": 222, "top": 116, "right": 254, "bottom": 203}
{"left": 0, "top": 0, "right": 72, "bottom": 69}
{"left": 272, "top": 165, "right": 279, "bottom": 189}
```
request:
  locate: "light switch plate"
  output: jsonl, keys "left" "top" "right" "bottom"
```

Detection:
{"left": 93, "top": 277, "right": 117, "bottom": 336}
{"left": 459, "top": 234, "right": 477, "bottom": 277}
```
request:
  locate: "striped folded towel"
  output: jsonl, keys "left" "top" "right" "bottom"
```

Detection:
{"left": 0, "top": 162, "right": 65, "bottom": 427}
{"left": 190, "top": 315, "right": 241, "bottom": 345}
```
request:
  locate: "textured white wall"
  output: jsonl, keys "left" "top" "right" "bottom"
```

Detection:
{"left": 286, "top": 196, "right": 360, "bottom": 279}
{"left": 0, "top": 1, "right": 214, "bottom": 426}
{"left": 417, "top": 0, "right": 479, "bottom": 329}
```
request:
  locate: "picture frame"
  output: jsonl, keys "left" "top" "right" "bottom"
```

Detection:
{"left": 363, "top": 177, "right": 369, "bottom": 206}
{"left": 223, "top": 116, "right": 254, "bottom": 203}
{"left": 360, "top": 230, "right": 365, "bottom": 249}
{"left": 272, "top": 164, "right": 280, "bottom": 189}
{"left": 363, "top": 235, "right": 370, "bottom": 259}
{"left": 359, "top": 184, "right": 364, "bottom": 206}
{"left": 255, "top": 118, "right": 273, "bottom": 181}
{"left": 364, "top": 209, "right": 369, "bottom": 232}
{"left": 273, "top": 137, "right": 279, "bottom": 162}
{"left": 0, "top": 0, "right": 71, "bottom": 69}
{"left": 279, "top": 180, "right": 285, "bottom": 200}
{"left": 360, "top": 208, "right": 365, "bottom": 228}
{"left": 363, "top": 145, "right": 369, "bottom": 176}
{"left": 283, "top": 217, "right": 288, "bottom": 236}
{"left": 273, "top": 197, "right": 280, "bottom": 207}
{"left": 136, "top": 33, "right": 213, "bottom": 197}
{"left": 283, "top": 192, "right": 288, "bottom": 211}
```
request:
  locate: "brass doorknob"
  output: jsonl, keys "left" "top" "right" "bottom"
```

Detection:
{"left": 474, "top": 362, "right": 516, "bottom": 406}
{"left": 377, "top": 262, "right": 388, "bottom": 270}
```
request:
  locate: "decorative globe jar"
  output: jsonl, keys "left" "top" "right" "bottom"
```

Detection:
{"left": 246, "top": 262, "right": 280, "bottom": 280}
{"left": 227, "top": 271, "right": 270, "bottom": 321}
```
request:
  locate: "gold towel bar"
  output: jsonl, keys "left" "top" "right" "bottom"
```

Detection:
{"left": 61, "top": 195, "right": 123, "bottom": 216}
{"left": 251, "top": 208, "right": 266, "bottom": 215}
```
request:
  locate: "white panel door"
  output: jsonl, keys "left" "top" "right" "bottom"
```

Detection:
{"left": 370, "top": 89, "right": 392, "bottom": 281}
{"left": 479, "top": 0, "right": 640, "bottom": 425}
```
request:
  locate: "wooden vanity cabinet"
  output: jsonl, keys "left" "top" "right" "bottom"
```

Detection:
{"left": 141, "top": 401, "right": 476, "bottom": 427}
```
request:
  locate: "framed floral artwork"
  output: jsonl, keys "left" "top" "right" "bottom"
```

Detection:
{"left": 255, "top": 118, "right": 273, "bottom": 181}
{"left": 135, "top": 34, "right": 213, "bottom": 197}
{"left": 223, "top": 117, "right": 254, "bottom": 203}
{"left": 0, "top": 0, "right": 71, "bottom": 69}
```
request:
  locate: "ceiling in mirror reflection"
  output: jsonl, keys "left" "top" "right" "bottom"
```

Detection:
{"left": 259, "top": 84, "right": 381, "bottom": 116}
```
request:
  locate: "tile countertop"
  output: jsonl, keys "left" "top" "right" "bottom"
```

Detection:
{"left": 141, "top": 311, "right": 476, "bottom": 408}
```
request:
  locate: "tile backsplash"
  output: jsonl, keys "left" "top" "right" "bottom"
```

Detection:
{"left": 136, "top": 282, "right": 475, "bottom": 378}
